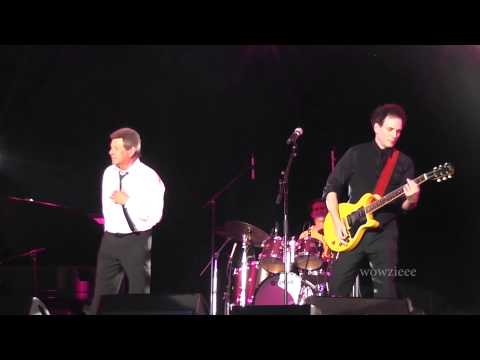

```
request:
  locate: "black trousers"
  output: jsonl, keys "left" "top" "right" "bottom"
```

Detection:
{"left": 88, "top": 230, "right": 152, "bottom": 314}
{"left": 329, "top": 221, "right": 399, "bottom": 298}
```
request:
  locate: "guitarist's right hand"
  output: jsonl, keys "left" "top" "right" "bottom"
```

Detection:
{"left": 333, "top": 218, "right": 349, "bottom": 243}
{"left": 326, "top": 192, "right": 350, "bottom": 244}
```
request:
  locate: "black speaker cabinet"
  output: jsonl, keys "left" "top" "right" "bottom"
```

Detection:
{"left": 307, "top": 297, "right": 412, "bottom": 315}
{"left": 0, "top": 296, "right": 50, "bottom": 315}
{"left": 98, "top": 293, "right": 208, "bottom": 315}
{"left": 231, "top": 298, "right": 412, "bottom": 315}
{"left": 231, "top": 305, "right": 312, "bottom": 315}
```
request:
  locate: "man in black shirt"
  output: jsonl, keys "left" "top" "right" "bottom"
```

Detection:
{"left": 322, "top": 104, "right": 420, "bottom": 298}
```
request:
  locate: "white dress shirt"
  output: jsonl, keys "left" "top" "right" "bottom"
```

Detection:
{"left": 102, "top": 158, "right": 165, "bottom": 234}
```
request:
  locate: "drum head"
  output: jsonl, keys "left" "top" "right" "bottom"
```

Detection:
{"left": 254, "top": 273, "right": 313, "bottom": 305}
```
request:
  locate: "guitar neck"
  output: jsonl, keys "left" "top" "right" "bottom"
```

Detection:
{"left": 365, "top": 174, "right": 429, "bottom": 214}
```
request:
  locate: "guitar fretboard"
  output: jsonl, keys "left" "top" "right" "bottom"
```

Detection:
{"left": 365, "top": 173, "right": 429, "bottom": 214}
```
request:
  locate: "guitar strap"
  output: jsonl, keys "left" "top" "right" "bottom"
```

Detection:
{"left": 373, "top": 149, "right": 400, "bottom": 196}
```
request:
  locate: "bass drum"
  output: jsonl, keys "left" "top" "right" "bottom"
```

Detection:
{"left": 253, "top": 272, "right": 316, "bottom": 305}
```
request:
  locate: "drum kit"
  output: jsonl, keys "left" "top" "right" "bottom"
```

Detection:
{"left": 200, "top": 132, "right": 339, "bottom": 314}
{"left": 218, "top": 220, "right": 335, "bottom": 313}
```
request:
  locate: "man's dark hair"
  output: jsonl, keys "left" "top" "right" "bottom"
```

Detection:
{"left": 370, "top": 103, "right": 407, "bottom": 128}
{"left": 110, "top": 127, "right": 141, "bottom": 158}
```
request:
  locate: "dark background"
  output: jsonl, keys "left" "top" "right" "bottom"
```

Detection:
{"left": 0, "top": 45, "right": 477, "bottom": 313}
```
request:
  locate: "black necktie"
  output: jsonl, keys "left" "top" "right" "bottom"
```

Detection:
{"left": 119, "top": 172, "right": 137, "bottom": 233}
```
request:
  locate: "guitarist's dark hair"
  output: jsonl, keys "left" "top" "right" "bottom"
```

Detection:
{"left": 370, "top": 103, "right": 407, "bottom": 128}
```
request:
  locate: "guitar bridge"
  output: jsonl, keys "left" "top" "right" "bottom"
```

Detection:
{"left": 341, "top": 219, "right": 351, "bottom": 244}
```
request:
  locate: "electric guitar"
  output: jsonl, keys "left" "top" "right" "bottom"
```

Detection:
{"left": 323, "top": 162, "right": 454, "bottom": 252}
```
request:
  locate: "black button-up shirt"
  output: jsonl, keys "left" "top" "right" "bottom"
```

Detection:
{"left": 322, "top": 141, "right": 415, "bottom": 226}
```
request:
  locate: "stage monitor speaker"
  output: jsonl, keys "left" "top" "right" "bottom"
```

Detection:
{"left": 307, "top": 297, "right": 412, "bottom": 315}
{"left": 98, "top": 293, "right": 208, "bottom": 315}
{"left": 231, "top": 298, "right": 412, "bottom": 315}
{"left": 0, "top": 296, "right": 51, "bottom": 315}
{"left": 231, "top": 305, "right": 311, "bottom": 315}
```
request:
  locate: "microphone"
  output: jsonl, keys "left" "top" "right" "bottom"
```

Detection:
{"left": 251, "top": 153, "right": 255, "bottom": 180}
{"left": 286, "top": 127, "right": 303, "bottom": 145}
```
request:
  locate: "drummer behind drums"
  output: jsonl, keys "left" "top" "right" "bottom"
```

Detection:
{"left": 298, "top": 199, "right": 333, "bottom": 263}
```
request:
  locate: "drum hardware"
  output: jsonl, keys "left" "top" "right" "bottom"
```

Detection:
{"left": 223, "top": 242, "right": 237, "bottom": 315}
{"left": 239, "top": 234, "right": 249, "bottom": 307}
{"left": 213, "top": 221, "right": 271, "bottom": 312}
{"left": 201, "top": 159, "right": 256, "bottom": 315}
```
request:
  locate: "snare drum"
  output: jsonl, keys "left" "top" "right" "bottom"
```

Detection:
{"left": 295, "top": 236, "right": 323, "bottom": 271}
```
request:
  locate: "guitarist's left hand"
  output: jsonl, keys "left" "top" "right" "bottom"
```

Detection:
{"left": 402, "top": 178, "right": 420, "bottom": 209}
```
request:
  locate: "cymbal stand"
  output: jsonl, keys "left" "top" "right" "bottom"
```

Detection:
{"left": 201, "top": 165, "right": 250, "bottom": 315}
{"left": 239, "top": 234, "right": 249, "bottom": 307}
{"left": 223, "top": 241, "right": 237, "bottom": 315}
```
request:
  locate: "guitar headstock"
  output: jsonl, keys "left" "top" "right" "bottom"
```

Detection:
{"left": 431, "top": 162, "right": 455, "bottom": 183}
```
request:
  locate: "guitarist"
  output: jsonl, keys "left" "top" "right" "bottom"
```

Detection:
{"left": 322, "top": 104, "right": 420, "bottom": 298}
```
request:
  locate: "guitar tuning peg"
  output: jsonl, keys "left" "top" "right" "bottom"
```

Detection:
{"left": 448, "top": 175, "right": 452, "bottom": 179}
{"left": 437, "top": 179, "right": 441, "bottom": 182}
{"left": 443, "top": 177, "right": 447, "bottom": 181}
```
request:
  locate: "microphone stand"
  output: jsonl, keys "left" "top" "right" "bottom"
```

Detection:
{"left": 200, "top": 165, "right": 250, "bottom": 315}
{"left": 275, "top": 142, "right": 298, "bottom": 305}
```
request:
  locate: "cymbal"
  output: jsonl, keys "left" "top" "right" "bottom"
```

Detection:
{"left": 223, "top": 221, "right": 270, "bottom": 247}
{"left": 215, "top": 227, "right": 229, "bottom": 238}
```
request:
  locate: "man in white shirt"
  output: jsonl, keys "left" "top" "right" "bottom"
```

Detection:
{"left": 86, "top": 127, "right": 165, "bottom": 314}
